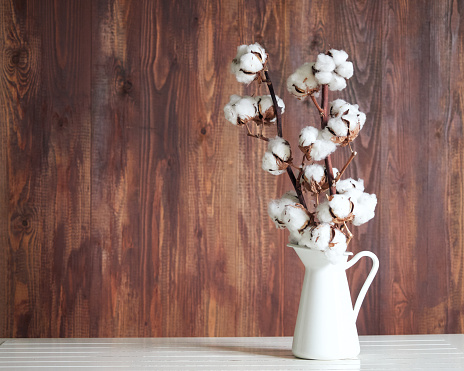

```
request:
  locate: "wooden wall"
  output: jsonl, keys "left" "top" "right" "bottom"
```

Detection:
{"left": 0, "top": 0, "right": 463, "bottom": 337}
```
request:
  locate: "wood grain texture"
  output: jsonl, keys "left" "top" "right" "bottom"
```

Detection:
{"left": 0, "top": 0, "right": 463, "bottom": 337}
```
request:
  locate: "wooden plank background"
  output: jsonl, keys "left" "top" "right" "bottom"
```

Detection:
{"left": 0, "top": 0, "right": 463, "bottom": 337}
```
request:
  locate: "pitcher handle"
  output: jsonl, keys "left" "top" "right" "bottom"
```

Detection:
{"left": 345, "top": 251, "right": 379, "bottom": 321}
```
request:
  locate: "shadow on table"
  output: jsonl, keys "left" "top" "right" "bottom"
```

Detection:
{"left": 201, "top": 343, "right": 361, "bottom": 367}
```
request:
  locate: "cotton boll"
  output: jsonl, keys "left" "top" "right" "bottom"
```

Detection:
{"left": 284, "top": 205, "right": 310, "bottom": 233}
{"left": 352, "top": 192, "right": 377, "bottom": 226}
{"left": 328, "top": 74, "right": 347, "bottom": 91}
{"left": 329, "top": 49, "right": 349, "bottom": 66}
{"left": 310, "top": 223, "right": 333, "bottom": 251}
{"left": 262, "top": 152, "right": 286, "bottom": 175}
{"left": 336, "top": 61, "right": 354, "bottom": 79}
{"left": 287, "top": 62, "right": 319, "bottom": 98}
{"left": 302, "top": 164, "right": 325, "bottom": 183}
{"left": 310, "top": 139, "right": 337, "bottom": 161}
{"left": 230, "top": 43, "right": 267, "bottom": 84}
{"left": 224, "top": 95, "right": 250, "bottom": 125}
{"left": 336, "top": 178, "right": 365, "bottom": 194}
{"left": 299, "top": 126, "right": 319, "bottom": 147}
{"left": 240, "top": 53, "right": 264, "bottom": 73}
{"left": 315, "top": 71, "right": 333, "bottom": 85}
{"left": 315, "top": 54, "right": 336, "bottom": 72}
{"left": 327, "top": 117, "right": 348, "bottom": 137}
{"left": 268, "top": 191, "right": 300, "bottom": 229}
{"left": 268, "top": 136, "right": 291, "bottom": 162}
{"left": 256, "top": 95, "right": 285, "bottom": 113}
{"left": 235, "top": 96, "right": 257, "bottom": 122}
{"left": 328, "top": 194, "right": 352, "bottom": 219}
{"left": 316, "top": 201, "right": 333, "bottom": 223}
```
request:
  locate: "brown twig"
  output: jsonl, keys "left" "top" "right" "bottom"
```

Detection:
{"left": 320, "top": 85, "right": 337, "bottom": 195}
{"left": 310, "top": 95, "right": 324, "bottom": 115}
{"left": 335, "top": 151, "right": 357, "bottom": 182}
{"left": 264, "top": 70, "right": 307, "bottom": 208}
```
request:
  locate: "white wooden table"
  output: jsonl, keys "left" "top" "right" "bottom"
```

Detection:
{"left": 0, "top": 335, "right": 463, "bottom": 370}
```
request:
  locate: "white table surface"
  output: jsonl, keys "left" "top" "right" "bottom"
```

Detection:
{"left": 0, "top": 335, "right": 463, "bottom": 370}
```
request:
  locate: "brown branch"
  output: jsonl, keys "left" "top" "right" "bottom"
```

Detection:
{"left": 335, "top": 151, "right": 357, "bottom": 182}
{"left": 247, "top": 133, "right": 270, "bottom": 142}
{"left": 320, "top": 84, "right": 337, "bottom": 195}
{"left": 310, "top": 95, "right": 324, "bottom": 115}
{"left": 264, "top": 70, "right": 307, "bottom": 208}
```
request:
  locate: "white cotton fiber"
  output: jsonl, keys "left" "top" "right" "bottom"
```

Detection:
{"left": 224, "top": 103, "right": 238, "bottom": 124}
{"left": 328, "top": 74, "right": 347, "bottom": 91}
{"left": 310, "top": 223, "right": 333, "bottom": 251}
{"left": 286, "top": 62, "right": 319, "bottom": 98}
{"left": 268, "top": 136, "right": 291, "bottom": 161}
{"left": 315, "top": 71, "right": 333, "bottom": 85}
{"left": 288, "top": 230, "right": 302, "bottom": 245}
{"left": 330, "top": 99, "right": 350, "bottom": 116}
{"left": 284, "top": 205, "right": 310, "bottom": 232}
{"left": 268, "top": 200, "right": 286, "bottom": 229}
{"left": 224, "top": 95, "right": 253, "bottom": 125}
{"left": 358, "top": 111, "right": 366, "bottom": 129}
{"left": 256, "top": 95, "right": 285, "bottom": 122}
{"left": 258, "top": 95, "right": 273, "bottom": 114}
{"left": 310, "top": 139, "right": 337, "bottom": 161}
{"left": 336, "top": 178, "right": 365, "bottom": 193}
{"left": 246, "top": 43, "right": 267, "bottom": 64}
{"left": 352, "top": 192, "right": 377, "bottom": 226}
{"left": 336, "top": 61, "right": 354, "bottom": 79}
{"left": 329, "top": 49, "right": 348, "bottom": 65}
{"left": 316, "top": 201, "right": 333, "bottom": 223}
{"left": 327, "top": 117, "right": 348, "bottom": 137}
{"left": 267, "top": 191, "right": 299, "bottom": 229}
{"left": 328, "top": 194, "right": 352, "bottom": 219}
{"left": 315, "top": 54, "right": 335, "bottom": 72}
{"left": 240, "top": 53, "right": 263, "bottom": 73}
{"left": 230, "top": 43, "right": 267, "bottom": 84}
{"left": 232, "top": 66, "right": 256, "bottom": 84}
{"left": 299, "top": 126, "right": 319, "bottom": 147}
{"left": 281, "top": 191, "right": 299, "bottom": 204}
{"left": 302, "top": 164, "right": 325, "bottom": 183}
{"left": 262, "top": 152, "right": 286, "bottom": 175}
{"left": 325, "top": 228, "right": 348, "bottom": 263}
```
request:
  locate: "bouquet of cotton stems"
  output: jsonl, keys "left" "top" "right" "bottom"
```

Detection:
{"left": 224, "top": 43, "right": 377, "bottom": 263}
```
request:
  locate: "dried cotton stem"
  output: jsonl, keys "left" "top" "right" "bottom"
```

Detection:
{"left": 264, "top": 70, "right": 307, "bottom": 208}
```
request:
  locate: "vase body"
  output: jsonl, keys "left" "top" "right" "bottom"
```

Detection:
{"left": 290, "top": 245, "right": 379, "bottom": 360}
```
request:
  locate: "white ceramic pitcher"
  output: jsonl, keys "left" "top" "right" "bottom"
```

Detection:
{"left": 288, "top": 244, "right": 379, "bottom": 360}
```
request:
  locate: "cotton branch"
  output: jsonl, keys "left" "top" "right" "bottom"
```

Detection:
{"left": 320, "top": 84, "right": 337, "bottom": 195}
{"left": 264, "top": 70, "right": 307, "bottom": 209}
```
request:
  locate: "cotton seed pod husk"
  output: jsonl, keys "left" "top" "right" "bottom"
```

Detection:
{"left": 301, "top": 175, "right": 329, "bottom": 195}
{"left": 298, "top": 143, "right": 313, "bottom": 161}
